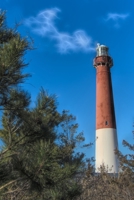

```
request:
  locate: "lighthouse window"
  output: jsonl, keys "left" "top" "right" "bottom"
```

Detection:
{"left": 105, "top": 121, "right": 108, "bottom": 125}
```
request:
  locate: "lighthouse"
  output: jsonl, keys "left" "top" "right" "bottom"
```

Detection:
{"left": 93, "top": 44, "right": 118, "bottom": 173}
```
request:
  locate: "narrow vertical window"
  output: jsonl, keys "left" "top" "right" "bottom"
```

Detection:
{"left": 105, "top": 121, "right": 108, "bottom": 125}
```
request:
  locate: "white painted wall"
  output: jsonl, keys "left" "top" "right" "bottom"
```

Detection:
{"left": 95, "top": 128, "right": 118, "bottom": 173}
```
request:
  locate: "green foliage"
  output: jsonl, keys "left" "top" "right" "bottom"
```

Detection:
{"left": 0, "top": 11, "right": 30, "bottom": 109}
{"left": 0, "top": 89, "right": 86, "bottom": 199}
{"left": 0, "top": 11, "right": 88, "bottom": 199}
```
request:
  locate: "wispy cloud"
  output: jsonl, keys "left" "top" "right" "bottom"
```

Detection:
{"left": 24, "top": 8, "right": 94, "bottom": 53}
{"left": 105, "top": 12, "right": 129, "bottom": 28}
{"left": 107, "top": 13, "right": 129, "bottom": 21}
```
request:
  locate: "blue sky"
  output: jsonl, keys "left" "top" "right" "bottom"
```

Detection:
{"left": 0, "top": 0, "right": 134, "bottom": 157}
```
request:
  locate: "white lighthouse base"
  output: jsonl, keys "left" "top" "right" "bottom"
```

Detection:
{"left": 95, "top": 128, "right": 118, "bottom": 173}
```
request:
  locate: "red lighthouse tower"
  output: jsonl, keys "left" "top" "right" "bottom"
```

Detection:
{"left": 93, "top": 44, "right": 118, "bottom": 173}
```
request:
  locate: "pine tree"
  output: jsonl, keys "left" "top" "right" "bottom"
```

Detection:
{"left": 0, "top": 11, "right": 30, "bottom": 109}
{"left": 0, "top": 11, "right": 90, "bottom": 199}
{"left": 0, "top": 89, "right": 86, "bottom": 199}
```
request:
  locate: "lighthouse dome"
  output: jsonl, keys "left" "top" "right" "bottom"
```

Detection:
{"left": 96, "top": 44, "right": 109, "bottom": 57}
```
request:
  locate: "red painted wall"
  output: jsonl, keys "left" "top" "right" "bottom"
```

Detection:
{"left": 95, "top": 56, "right": 116, "bottom": 130}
